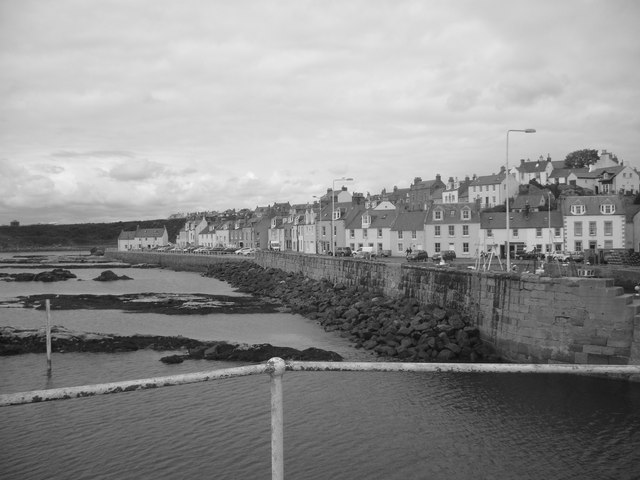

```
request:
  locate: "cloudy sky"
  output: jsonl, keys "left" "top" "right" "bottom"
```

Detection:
{"left": 1, "top": 0, "right": 639, "bottom": 225}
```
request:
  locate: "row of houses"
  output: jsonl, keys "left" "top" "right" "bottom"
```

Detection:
{"left": 118, "top": 191, "right": 635, "bottom": 259}
{"left": 118, "top": 150, "right": 640, "bottom": 257}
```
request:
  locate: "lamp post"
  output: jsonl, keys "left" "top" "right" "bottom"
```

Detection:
{"left": 331, "top": 177, "right": 353, "bottom": 256}
{"left": 548, "top": 191, "right": 552, "bottom": 255}
{"left": 313, "top": 195, "right": 322, "bottom": 254}
{"left": 506, "top": 128, "right": 535, "bottom": 272}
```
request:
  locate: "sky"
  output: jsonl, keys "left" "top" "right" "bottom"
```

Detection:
{"left": 1, "top": 0, "right": 639, "bottom": 225}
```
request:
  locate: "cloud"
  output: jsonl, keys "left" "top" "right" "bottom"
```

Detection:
{"left": 108, "top": 159, "right": 165, "bottom": 182}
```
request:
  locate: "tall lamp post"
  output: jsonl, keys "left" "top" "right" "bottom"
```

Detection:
{"left": 506, "top": 128, "right": 536, "bottom": 272}
{"left": 331, "top": 177, "right": 353, "bottom": 256}
{"left": 313, "top": 195, "right": 322, "bottom": 254}
{"left": 547, "top": 191, "right": 552, "bottom": 255}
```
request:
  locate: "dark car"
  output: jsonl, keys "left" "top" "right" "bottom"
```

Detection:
{"left": 334, "top": 247, "right": 352, "bottom": 257}
{"left": 407, "top": 250, "right": 429, "bottom": 262}
{"left": 432, "top": 250, "right": 456, "bottom": 262}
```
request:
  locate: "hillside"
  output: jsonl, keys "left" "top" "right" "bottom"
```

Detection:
{"left": 0, "top": 218, "right": 186, "bottom": 251}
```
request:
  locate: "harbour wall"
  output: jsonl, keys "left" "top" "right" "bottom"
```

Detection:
{"left": 107, "top": 250, "right": 640, "bottom": 366}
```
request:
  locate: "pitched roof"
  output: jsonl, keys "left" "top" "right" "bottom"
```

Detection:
{"left": 469, "top": 172, "right": 505, "bottom": 186}
{"left": 560, "top": 195, "right": 625, "bottom": 216}
{"left": 118, "top": 230, "right": 136, "bottom": 240}
{"left": 391, "top": 211, "right": 428, "bottom": 231}
{"left": 480, "top": 211, "right": 563, "bottom": 229}
{"left": 136, "top": 227, "right": 166, "bottom": 238}
{"left": 426, "top": 203, "right": 481, "bottom": 225}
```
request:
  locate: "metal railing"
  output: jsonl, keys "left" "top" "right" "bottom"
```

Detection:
{"left": 2, "top": 359, "right": 640, "bottom": 480}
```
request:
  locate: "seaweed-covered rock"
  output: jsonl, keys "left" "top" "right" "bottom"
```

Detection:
{"left": 93, "top": 270, "right": 132, "bottom": 281}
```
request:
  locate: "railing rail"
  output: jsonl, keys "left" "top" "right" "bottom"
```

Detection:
{"left": 2, "top": 359, "right": 640, "bottom": 480}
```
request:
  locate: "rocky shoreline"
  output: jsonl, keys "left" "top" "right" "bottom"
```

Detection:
{"left": 203, "top": 261, "right": 500, "bottom": 362}
{"left": 0, "top": 326, "right": 343, "bottom": 363}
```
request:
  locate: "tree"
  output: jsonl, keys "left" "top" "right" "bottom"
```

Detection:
{"left": 564, "top": 149, "right": 599, "bottom": 169}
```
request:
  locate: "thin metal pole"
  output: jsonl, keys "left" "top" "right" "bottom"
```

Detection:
{"left": 45, "top": 299, "right": 52, "bottom": 373}
{"left": 506, "top": 131, "right": 511, "bottom": 271}
{"left": 267, "top": 357, "right": 286, "bottom": 480}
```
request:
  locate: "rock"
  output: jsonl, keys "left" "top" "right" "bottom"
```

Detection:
{"left": 161, "top": 355, "right": 185, "bottom": 364}
{"left": 92, "top": 270, "right": 133, "bottom": 281}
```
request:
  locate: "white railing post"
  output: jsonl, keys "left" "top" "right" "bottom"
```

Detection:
{"left": 267, "top": 357, "right": 286, "bottom": 480}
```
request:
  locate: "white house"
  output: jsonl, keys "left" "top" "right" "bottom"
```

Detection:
{"left": 117, "top": 226, "right": 168, "bottom": 251}
{"left": 426, "top": 203, "right": 481, "bottom": 258}
{"left": 560, "top": 195, "right": 625, "bottom": 252}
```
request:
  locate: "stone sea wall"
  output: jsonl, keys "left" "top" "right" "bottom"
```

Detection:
{"left": 253, "top": 251, "right": 640, "bottom": 367}
{"left": 107, "top": 250, "right": 640, "bottom": 366}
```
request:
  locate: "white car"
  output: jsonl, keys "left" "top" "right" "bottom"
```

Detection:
{"left": 235, "top": 247, "right": 252, "bottom": 255}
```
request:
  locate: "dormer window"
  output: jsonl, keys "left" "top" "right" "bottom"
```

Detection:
{"left": 433, "top": 208, "right": 443, "bottom": 221}
{"left": 461, "top": 208, "right": 471, "bottom": 220}
{"left": 333, "top": 209, "right": 341, "bottom": 220}
{"left": 570, "top": 204, "right": 585, "bottom": 215}
{"left": 362, "top": 214, "right": 371, "bottom": 228}
{"left": 600, "top": 203, "right": 615, "bottom": 214}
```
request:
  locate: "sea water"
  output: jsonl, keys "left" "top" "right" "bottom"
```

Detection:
{"left": 1, "top": 253, "right": 639, "bottom": 479}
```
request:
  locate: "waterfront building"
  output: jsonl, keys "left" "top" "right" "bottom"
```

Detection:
{"left": 390, "top": 210, "right": 428, "bottom": 255}
{"left": 425, "top": 203, "right": 480, "bottom": 259}
{"left": 117, "top": 226, "right": 168, "bottom": 251}
{"left": 344, "top": 201, "right": 397, "bottom": 254}
{"left": 560, "top": 195, "right": 626, "bottom": 252}
{"left": 468, "top": 168, "right": 518, "bottom": 209}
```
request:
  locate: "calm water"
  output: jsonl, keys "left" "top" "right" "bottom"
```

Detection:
{"left": 1, "top": 252, "right": 639, "bottom": 479}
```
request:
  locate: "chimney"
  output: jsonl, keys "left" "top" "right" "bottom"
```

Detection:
{"left": 524, "top": 202, "right": 530, "bottom": 218}
{"left": 436, "top": 174, "right": 441, "bottom": 183}
{"left": 520, "top": 159, "right": 525, "bottom": 166}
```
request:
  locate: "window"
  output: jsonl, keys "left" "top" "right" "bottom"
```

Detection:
{"left": 363, "top": 229, "right": 368, "bottom": 238}
{"left": 411, "top": 230, "right": 417, "bottom": 239}
{"left": 589, "top": 222, "right": 597, "bottom": 236}
{"left": 448, "top": 225, "right": 455, "bottom": 236}
{"left": 362, "top": 214, "right": 371, "bottom": 227}
{"left": 349, "top": 229, "right": 355, "bottom": 238}
{"left": 570, "top": 204, "right": 585, "bottom": 215}
{"left": 536, "top": 228, "right": 542, "bottom": 238}
{"left": 377, "top": 228, "right": 383, "bottom": 238}
{"left": 398, "top": 231, "right": 403, "bottom": 239}
{"left": 512, "top": 228, "right": 519, "bottom": 238}
{"left": 554, "top": 227, "right": 560, "bottom": 238}
{"left": 398, "top": 243, "right": 403, "bottom": 252}
{"left": 463, "top": 242, "right": 469, "bottom": 253}
{"left": 435, "top": 225, "right": 441, "bottom": 237}
{"left": 487, "top": 229, "right": 493, "bottom": 237}
{"left": 604, "top": 221, "right": 612, "bottom": 236}
{"left": 333, "top": 210, "right": 341, "bottom": 220}
{"left": 435, "top": 243, "right": 441, "bottom": 253}
{"left": 461, "top": 208, "right": 470, "bottom": 220}
{"left": 600, "top": 203, "right": 615, "bottom": 214}
{"left": 321, "top": 226, "right": 326, "bottom": 236}
{"left": 434, "top": 209, "right": 443, "bottom": 220}
{"left": 574, "top": 221, "right": 582, "bottom": 236}
{"left": 574, "top": 241, "right": 582, "bottom": 252}
{"left": 463, "top": 225, "right": 469, "bottom": 236}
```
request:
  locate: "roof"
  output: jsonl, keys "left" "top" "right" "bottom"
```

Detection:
{"left": 560, "top": 195, "right": 625, "bottom": 216}
{"left": 480, "top": 211, "right": 563, "bottom": 229}
{"left": 136, "top": 227, "right": 166, "bottom": 238}
{"left": 391, "top": 211, "right": 428, "bottom": 231}
{"left": 518, "top": 159, "right": 551, "bottom": 174}
{"left": 426, "top": 203, "right": 481, "bottom": 225}
{"left": 118, "top": 230, "right": 136, "bottom": 240}
{"left": 469, "top": 172, "right": 505, "bottom": 186}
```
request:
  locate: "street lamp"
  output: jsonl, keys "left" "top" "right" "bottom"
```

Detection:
{"left": 547, "top": 191, "right": 552, "bottom": 255}
{"left": 331, "top": 177, "right": 353, "bottom": 256}
{"left": 313, "top": 195, "right": 322, "bottom": 254}
{"left": 506, "top": 128, "right": 535, "bottom": 272}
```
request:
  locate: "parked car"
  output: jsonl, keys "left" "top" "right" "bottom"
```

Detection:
{"left": 334, "top": 247, "right": 352, "bottom": 257}
{"left": 407, "top": 250, "right": 429, "bottom": 262}
{"left": 235, "top": 247, "right": 252, "bottom": 255}
{"left": 353, "top": 247, "right": 375, "bottom": 259}
{"left": 551, "top": 251, "right": 571, "bottom": 262}
{"left": 569, "top": 251, "right": 584, "bottom": 262}
{"left": 515, "top": 250, "right": 542, "bottom": 261}
{"left": 377, "top": 249, "right": 392, "bottom": 258}
{"left": 432, "top": 250, "right": 456, "bottom": 262}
